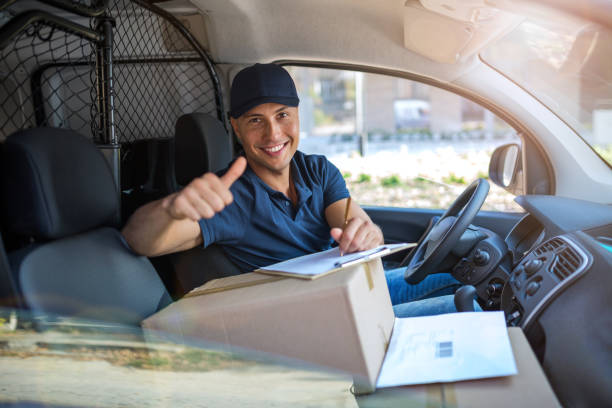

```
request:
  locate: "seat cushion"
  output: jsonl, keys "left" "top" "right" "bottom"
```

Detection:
{"left": 163, "top": 244, "right": 242, "bottom": 298}
{"left": 12, "top": 228, "right": 169, "bottom": 324}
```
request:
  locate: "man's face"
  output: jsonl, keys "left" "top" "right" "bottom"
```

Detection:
{"left": 231, "top": 102, "right": 299, "bottom": 177}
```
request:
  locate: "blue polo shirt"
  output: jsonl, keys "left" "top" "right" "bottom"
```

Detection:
{"left": 198, "top": 151, "right": 349, "bottom": 273}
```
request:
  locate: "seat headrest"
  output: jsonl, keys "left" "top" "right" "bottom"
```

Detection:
{"left": 174, "top": 113, "right": 232, "bottom": 184}
{"left": 1, "top": 128, "right": 118, "bottom": 240}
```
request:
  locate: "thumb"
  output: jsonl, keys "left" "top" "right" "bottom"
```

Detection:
{"left": 220, "top": 156, "right": 247, "bottom": 188}
{"left": 330, "top": 227, "right": 343, "bottom": 243}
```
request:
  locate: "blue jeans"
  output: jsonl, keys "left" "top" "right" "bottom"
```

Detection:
{"left": 384, "top": 267, "right": 480, "bottom": 318}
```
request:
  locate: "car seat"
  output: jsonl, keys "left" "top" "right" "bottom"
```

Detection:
{"left": 121, "top": 137, "right": 178, "bottom": 222}
{"left": 174, "top": 112, "right": 233, "bottom": 182}
{"left": 1, "top": 128, "right": 171, "bottom": 325}
{"left": 121, "top": 112, "right": 232, "bottom": 218}
{"left": 157, "top": 113, "right": 242, "bottom": 298}
{"left": 0, "top": 232, "right": 20, "bottom": 310}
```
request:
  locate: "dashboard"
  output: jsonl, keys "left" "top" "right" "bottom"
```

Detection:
{"left": 497, "top": 195, "right": 612, "bottom": 407}
{"left": 501, "top": 196, "right": 612, "bottom": 329}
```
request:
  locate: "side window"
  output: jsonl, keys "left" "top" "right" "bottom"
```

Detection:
{"left": 287, "top": 66, "right": 522, "bottom": 211}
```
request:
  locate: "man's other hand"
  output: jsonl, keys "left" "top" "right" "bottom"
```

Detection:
{"left": 330, "top": 217, "right": 383, "bottom": 254}
{"left": 161, "top": 157, "right": 247, "bottom": 222}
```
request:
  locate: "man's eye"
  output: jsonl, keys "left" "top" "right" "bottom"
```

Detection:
{"left": 278, "top": 112, "right": 288, "bottom": 119}
{"left": 249, "top": 118, "right": 261, "bottom": 124}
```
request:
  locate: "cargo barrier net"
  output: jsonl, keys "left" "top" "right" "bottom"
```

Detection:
{"left": 0, "top": 0, "right": 224, "bottom": 180}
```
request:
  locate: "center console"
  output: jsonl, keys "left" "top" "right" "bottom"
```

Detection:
{"left": 502, "top": 235, "right": 590, "bottom": 328}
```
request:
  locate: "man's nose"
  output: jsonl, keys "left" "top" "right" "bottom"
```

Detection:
{"left": 266, "top": 119, "right": 282, "bottom": 139}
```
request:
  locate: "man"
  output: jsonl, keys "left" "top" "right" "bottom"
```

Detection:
{"left": 122, "top": 63, "right": 462, "bottom": 316}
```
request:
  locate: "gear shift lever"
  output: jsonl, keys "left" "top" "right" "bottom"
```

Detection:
{"left": 454, "top": 285, "right": 477, "bottom": 312}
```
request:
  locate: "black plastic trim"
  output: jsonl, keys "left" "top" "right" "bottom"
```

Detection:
{"left": 0, "top": 0, "right": 17, "bottom": 13}
{"left": 521, "top": 235, "right": 591, "bottom": 330}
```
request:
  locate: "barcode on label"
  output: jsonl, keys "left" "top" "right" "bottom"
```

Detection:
{"left": 435, "top": 341, "right": 453, "bottom": 358}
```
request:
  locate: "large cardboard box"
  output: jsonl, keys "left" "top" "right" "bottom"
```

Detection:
{"left": 142, "top": 258, "right": 394, "bottom": 393}
{"left": 356, "top": 327, "right": 561, "bottom": 407}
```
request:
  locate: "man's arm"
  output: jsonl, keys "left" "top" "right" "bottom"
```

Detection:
{"left": 122, "top": 157, "right": 247, "bottom": 257}
{"left": 325, "top": 197, "right": 384, "bottom": 254}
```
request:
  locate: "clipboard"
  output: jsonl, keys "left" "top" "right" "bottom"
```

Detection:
{"left": 254, "top": 242, "right": 415, "bottom": 280}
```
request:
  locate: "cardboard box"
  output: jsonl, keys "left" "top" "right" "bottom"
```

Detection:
{"left": 142, "top": 258, "right": 395, "bottom": 393}
{"left": 356, "top": 327, "right": 561, "bottom": 406}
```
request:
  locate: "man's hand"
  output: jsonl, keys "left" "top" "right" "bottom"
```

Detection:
{"left": 330, "top": 217, "right": 383, "bottom": 254}
{"left": 161, "top": 157, "right": 247, "bottom": 221}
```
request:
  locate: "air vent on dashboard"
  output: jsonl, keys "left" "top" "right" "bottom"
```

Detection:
{"left": 533, "top": 237, "right": 563, "bottom": 257}
{"left": 532, "top": 237, "right": 584, "bottom": 282}
{"left": 521, "top": 235, "right": 590, "bottom": 331}
{"left": 550, "top": 246, "right": 582, "bottom": 281}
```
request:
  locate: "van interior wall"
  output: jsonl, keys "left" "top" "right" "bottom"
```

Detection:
{"left": 39, "top": 65, "right": 94, "bottom": 139}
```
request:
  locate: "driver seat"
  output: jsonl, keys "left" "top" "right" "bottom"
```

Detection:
{"left": 155, "top": 112, "right": 242, "bottom": 299}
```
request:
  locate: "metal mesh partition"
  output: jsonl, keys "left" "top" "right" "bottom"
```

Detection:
{"left": 109, "top": 0, "right": 220, "bottom": 145}
{"left": 0, "top": 0, "right": 223, "bottom": 146}
{"left": 110, "top": 0, "right": 217, "bottom": 143}
{"left": 113, "top": 61, "right": 218, "bottom": 141}
{"left": 0, "top": 9, "right": 98, "bottom": 140}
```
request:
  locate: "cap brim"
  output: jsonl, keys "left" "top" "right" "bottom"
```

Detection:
{"left": 229, "top": 96, "right": 299, "bottom": 118}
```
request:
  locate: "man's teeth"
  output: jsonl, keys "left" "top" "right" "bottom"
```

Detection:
{"left": 263, "top": 144, "right": 284, "bottom": 153}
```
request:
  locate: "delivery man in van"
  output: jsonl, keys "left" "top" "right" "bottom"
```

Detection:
{"left": 122, "top": 63, "right": 464, "bottom": 316}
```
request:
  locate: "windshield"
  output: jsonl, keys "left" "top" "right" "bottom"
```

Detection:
{"left": 0, "top": 309, "right": 355, "bottom": 407}
{"left": 481, "top": 13, "right": 612, "bottom": 167}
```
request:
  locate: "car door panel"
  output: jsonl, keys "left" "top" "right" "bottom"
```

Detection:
{"left": 365, "top": 206, "right": 524, "bottom": 244}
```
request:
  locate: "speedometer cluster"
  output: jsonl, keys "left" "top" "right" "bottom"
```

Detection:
{"left": 504, "top": 214, "right": 545, "bottom": 266}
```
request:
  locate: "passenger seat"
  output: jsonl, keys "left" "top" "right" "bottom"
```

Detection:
{"left": 1, "top": 128, "right": 171, "bottom": 325}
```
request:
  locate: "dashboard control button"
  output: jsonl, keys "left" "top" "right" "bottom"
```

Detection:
{"left": 487, "top": 282, "right": 503, "bottom": 297}
{"left": 453, "top": 258, "right": 472, "bottom": 279}
{"left": 524, "top": 259, "right": 543, "bottom": 277}
{"left": 511, "top": 274, "right": 523, "bottom": 289}
{"left": 473, "top": 249, "right": 490, "bottom": 266}
{"left": 526, "top": 281, "right": 541, "bottom": 296}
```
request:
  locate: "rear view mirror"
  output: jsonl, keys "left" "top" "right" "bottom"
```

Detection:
{"left": 489, "top": 143, "right": 523, "bottom": 195}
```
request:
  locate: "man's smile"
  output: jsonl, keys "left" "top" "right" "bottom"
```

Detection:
{"left": 260, "top": 141, "right": 289, "bottom": 156}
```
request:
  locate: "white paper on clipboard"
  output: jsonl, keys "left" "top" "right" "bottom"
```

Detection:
{"left": 258, "top": 242, "right": 413, "bottom": 278}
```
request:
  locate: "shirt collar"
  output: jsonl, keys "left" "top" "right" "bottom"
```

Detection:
{"left": 243, "top": 154, "right": 313, "bottom": 207}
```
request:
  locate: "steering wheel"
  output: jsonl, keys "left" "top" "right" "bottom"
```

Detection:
{"left": 404, "top": 178, "right": 489, "bottom": 284}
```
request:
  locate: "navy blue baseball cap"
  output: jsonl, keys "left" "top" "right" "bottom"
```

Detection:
{"left": 229, "top": 63, "right": 300, "bottom": 118}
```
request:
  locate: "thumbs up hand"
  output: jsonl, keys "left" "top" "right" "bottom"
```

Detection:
{"left": 161, "top": 157, "right": 247, "bottom": 221}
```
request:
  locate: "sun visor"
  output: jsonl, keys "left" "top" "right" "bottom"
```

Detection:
{"left": 403, "top": 0, "right": 523, "bottom": 64}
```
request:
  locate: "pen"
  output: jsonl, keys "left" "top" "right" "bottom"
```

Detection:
{"left": 334, "top": 246, "right": 390, "bottom": 268}
{"left": 343, "top": 196, "right": 351, "bottom": 227}
{"left": 340, "top": 196, "right": 351, "bottom": 256}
